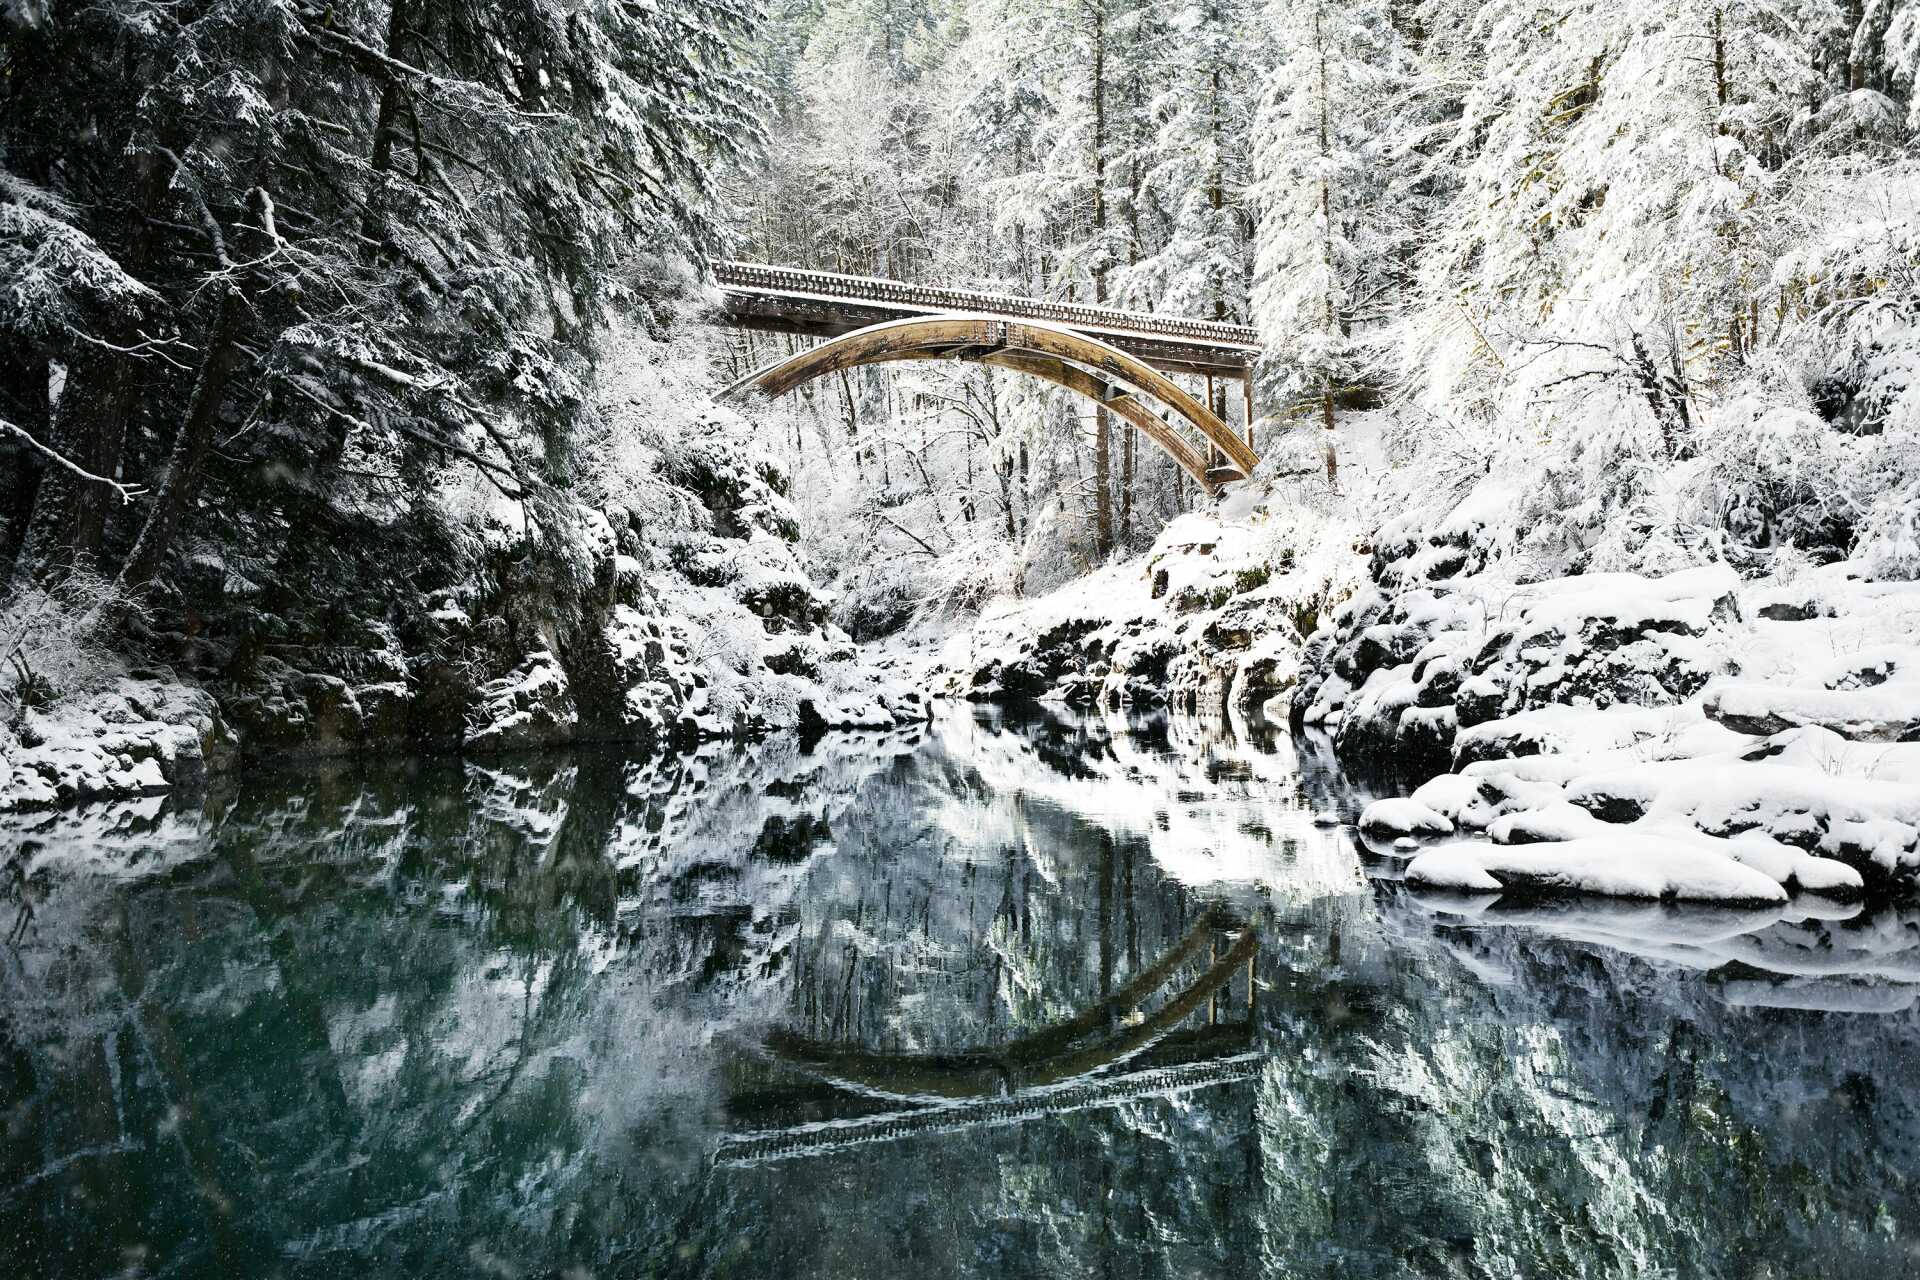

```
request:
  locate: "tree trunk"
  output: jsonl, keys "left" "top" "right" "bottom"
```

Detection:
{"left": 1122, "top": 91, "right": 1141, "bottom": 547}
{"left": 362, "top": 0, "right": 413, "bottom": 243}
{"left": 1018, "top": 437, "right": 1030, "bottom": 537}
{"left": 1209, "top": 58, "right": 1227, "bottom": 321}
{"left": 1322, "top": 387, "right": 1339, "bottom": 488}
{"left": 1089, "top": 0, "right": 1113, "bottom": 559}
{"left": 1712, "top": 7, "right": 1728, "bottom": 116}
{"left": 839, "top": 367, "right": 863, "bottom": 478}
{"left": 50, "top": 355, "right": 137, "bottom": 566}
{"left": 0, "top": 358, "right": 50, "bottom": 586}
{"left": 121, "top": 287, "right": 243, "bottom": 588}
{"left": 47, "top": 154, "right": 170, "bottom": 565}
{"left": 1316, "top": 6, "right": 1338, "bottom": 488}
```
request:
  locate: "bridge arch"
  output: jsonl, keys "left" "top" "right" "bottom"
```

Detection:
{"left": 757, "top": 918, "right": 1258, "bottom": 1103}
{"left": 720, "top": 315, "right": 1257, "bottom": 493}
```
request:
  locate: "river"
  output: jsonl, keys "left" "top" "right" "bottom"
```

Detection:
{"left": 3, "top": 705, "right": 1916, "bottom": 1277}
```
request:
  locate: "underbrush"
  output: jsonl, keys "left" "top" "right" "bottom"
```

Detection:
{"left": 0, "top": 570, "right": 144, "bottom": 722}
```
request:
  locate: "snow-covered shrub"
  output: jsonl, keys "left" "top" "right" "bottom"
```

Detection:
{"left": 1246, "top": 486, "right": 1366, "bottom": 634}
{"left": 830, "top": 556, "right": 924, "bottom": 641}
{"left": 921, "top": 539, "right": 1019, "bottom": 622}
{"left": 1683, "top": 396, "right": 1857, "bottom": 560}
{"left": 1845, "top": 343, "right": 1920, "bottom": 580}
{"left": 1853, "top": 462, "right": 1920, "bottom": 580}
{"left": 1014, "top": 498, "right": 1103, "bottom": 597}
{"left": 0, "top": 570, "right": 144, "bottom": 718}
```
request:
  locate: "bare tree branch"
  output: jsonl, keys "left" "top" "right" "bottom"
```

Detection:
{"left": 0, "top": 417, "right": 146, "bottom": 504}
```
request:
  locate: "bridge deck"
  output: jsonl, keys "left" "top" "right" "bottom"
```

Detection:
{"left": 715, "top": 1050, "right": 1264, "bottom": 1167}
{"left": 712, "top": 260, "right": 1259, "bottom": 378}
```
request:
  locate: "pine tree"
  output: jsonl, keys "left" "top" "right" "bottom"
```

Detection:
{"left": 1, "top": 0, "right": 764, "bottom": 597}
{"left": 1253, "top": 0, "right": 1405, "bottom": 482}
{"left": 1119, "top": 0, "right": 1262, "bottom": 324}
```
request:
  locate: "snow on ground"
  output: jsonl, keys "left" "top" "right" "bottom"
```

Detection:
{"left": 1320, "top": 477, "right": 1920, "bottom": 906}
{"left": 0, "top": 677, "right": 236, "bottom": 812}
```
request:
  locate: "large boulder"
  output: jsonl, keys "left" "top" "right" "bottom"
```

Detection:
{"left": 1297, "top": 541, "right": 1742, "bottom": 779}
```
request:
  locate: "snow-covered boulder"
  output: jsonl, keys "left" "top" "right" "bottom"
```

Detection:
{"left": 1297, "top": 524, "right": 1744, "bottom": 779}
{"left": 1358, "top": 797, "right": 1454, "bottom": 838}
{"left": 1362, "top": 732, "right": 1916, "bottom": 898}
{"left": 466, "top": 650, "right": 578, "bottom": 752}
{"left": 1458, "top": 566, "right": 1740, "bottom": 725}
{"left": 0, "top": 677, "right": 236, "bottom": 811}
{"left": 1405, "top": 834, "right": 1791, "bottom": 906}
{"left": 1563, "top": 760, "right": 1920, "bottom": 892}
{"left": 1703, "top": 644, "right": 1920, "bottom": 742}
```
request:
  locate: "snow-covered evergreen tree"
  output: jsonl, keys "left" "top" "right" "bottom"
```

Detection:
{"left": 1118, "top": 0, "right": 1262, "bottom": 322}
{"left": 1253, "top": 0, "right": 1408, "bottom": 478}
{"left": 2, "top": 0, "right": 765, "bottom": 600}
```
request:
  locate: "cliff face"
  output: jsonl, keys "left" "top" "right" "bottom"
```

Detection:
{"left": 204, "top": 412, "right": 926, "bottom": 763}
{"left": 1, "top": 315, "right": 926, "bottom": 813}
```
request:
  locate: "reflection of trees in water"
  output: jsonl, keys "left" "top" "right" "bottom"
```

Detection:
{"left": 730, "top": 711, "right": 1920, "bottom": 1279}
{"left": 1243, "top": 887, "right": 1920, "bottom": 1279}
{"left": 0, "top": 732, "right": 933, "bottom": 1278}
{"left": 2, "top": 709, "right": 1918, "bottom": 1279}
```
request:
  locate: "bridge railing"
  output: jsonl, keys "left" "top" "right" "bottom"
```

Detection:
{"left": 712, "top": 260, "right": 1260, "bottom": 354}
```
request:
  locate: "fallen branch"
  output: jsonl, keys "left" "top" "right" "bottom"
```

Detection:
{"left": 867, "top": 510, "right": 942, "bottom": 559}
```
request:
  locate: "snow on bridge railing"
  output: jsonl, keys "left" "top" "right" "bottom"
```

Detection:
{"left": 711, "top": 260, "right": 1261, "bottom": 353}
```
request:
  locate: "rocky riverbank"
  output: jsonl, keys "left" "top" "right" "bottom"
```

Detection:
{"left": 1307, "top": 493, "right": 1920, "bottom": 903}
{"left": 925, "top": 466, "right": 1920, "bottom": 906}
{"left": 1, "top": 415, "right": 926, "bottom": 813}
{"left": 927, "top": 484, "right": 1350, "bottom": 717}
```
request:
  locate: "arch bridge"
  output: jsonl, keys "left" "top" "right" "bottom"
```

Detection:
{"left": 711, "top": 261, "right": 1261, "bottom": 493}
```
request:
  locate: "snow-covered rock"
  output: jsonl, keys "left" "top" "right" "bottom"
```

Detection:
{"left": 1358, "top": 797, "right": 1454, "bottom": 838}
{"left": 466, "top": 649, "right": 578, "bottom": 751}
{"left": 1406, "top": 833, "right": 1792, "bottom": 905}
{"left": 1703, "top": 643, "right": 1920, "bottom": 741}
{"left": 932, "top": 502, "right": 1337, "bottom": 716}
{"left": 2, "top": 406, "right": 929, "bottom": 812}
{"left": 1299, "top": 551, "right": 1741, "bottom": 778}
{"left": 0, "top": 677, "right": 236, "bottom": 811}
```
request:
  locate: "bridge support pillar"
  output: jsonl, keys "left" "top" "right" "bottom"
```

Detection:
{"left": 1242, "top": 370, "right": 1255, "bottom": 452}
{"left": 1203, "top": 375, "right": 1218, "bottom": 472}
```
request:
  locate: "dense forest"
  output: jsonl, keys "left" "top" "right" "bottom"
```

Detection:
{"left": 2, "top": 0, "right": 1918, "bottom": 805}
{"left": 737, "top": 0, "right": 1920, "bottom": 626}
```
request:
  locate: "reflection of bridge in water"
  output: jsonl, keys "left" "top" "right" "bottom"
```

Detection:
{"left": 716, "top": 1051, "right": 1264, "bottom": 1168}
{"left": 719, "top": 911, "right": 1261, "bottom": 1166}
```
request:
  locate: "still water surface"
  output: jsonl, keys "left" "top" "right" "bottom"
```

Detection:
{"left": 3, "top": 706, "right": 1918, "bottom": 1278}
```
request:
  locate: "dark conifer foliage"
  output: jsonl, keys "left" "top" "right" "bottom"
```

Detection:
{"left": 0, "top": 0, "right": 763, "bottom": 594}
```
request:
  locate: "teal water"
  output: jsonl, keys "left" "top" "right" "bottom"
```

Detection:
{"left": 3, "top": 706, "right": 1917, "bottom": 1278}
